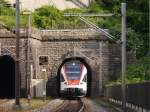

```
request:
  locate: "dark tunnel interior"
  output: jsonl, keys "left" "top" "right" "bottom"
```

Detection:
{"left": 0, "top": 55, "right": 15, "bottom": 98}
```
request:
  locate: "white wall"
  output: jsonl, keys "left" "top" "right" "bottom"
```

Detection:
{"left": 6, "top": 0, "right": 90, "bottom": 11}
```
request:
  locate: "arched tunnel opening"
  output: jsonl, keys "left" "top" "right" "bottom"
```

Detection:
{"left": 57, "top": 57, "right": 92, "bottom": 97}
{"left": 0, "top": 55, "right": 15, "bottom": 98}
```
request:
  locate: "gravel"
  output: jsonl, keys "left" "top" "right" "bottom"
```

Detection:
{"left": 84, "top": 98, "right": 123, "bottom": 112}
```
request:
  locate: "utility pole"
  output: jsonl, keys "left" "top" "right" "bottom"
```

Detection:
{"left": 42, "top": 68, "right": 47, "bottom": 102}
{"left": 27, "top": 13, "right": 31, "bottom": 102}
{"left": 121, "top": 2, "right": 126, "bottom": 111}
{"left": 15, "top": 0, "right": 21, "bottom": 108}
{"left": 23, "top": 11, "right": 31, "bottom": 102}
{"left": 149, "top": 0, "right": 150, "bottom": 50}
{"left": 149, "top": 0, "right": 150, "bottom": 79}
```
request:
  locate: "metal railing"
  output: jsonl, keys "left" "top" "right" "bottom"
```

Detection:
{"left": 105, "top": 82, "right": 150, "bottom": 111}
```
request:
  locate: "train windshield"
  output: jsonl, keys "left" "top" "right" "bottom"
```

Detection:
{"left": 65, "top": 62, "right": 82, "bottom": 80}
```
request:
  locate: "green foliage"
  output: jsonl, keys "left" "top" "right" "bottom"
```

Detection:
{"left": 88, "top": 1, "right": 104, "bottom": 13}
{"left": 33, "top": 6, "right": 88, "bottom": 29}
{"left": 126, "top": 64, "right": 146, "bottom": 80}
{"left": 63, "top": 8, "right": 86, "bottom": 13}
{"left": 106, "top": 78, "right": 146, "bottom": 86}
{"left": 0, "top": 0, "right": 149, "bottom": 85}
{"left": 0, "top": 16, "right": 16, "bottom": 26}
{"left": 128, "top": 0, "right": 148, "bottom": 57}
{"left": 0, "top": 0, "right": 15, "bottom": 15}
{"left": 140, "top": 56, "right": 150, "bottom": 79}
{"left": 107, "top": 56, "right": 150, "bottom": 86}
{"left": 126, "top": 28, "right": 143, "bottom": 55}
{"left": 0, "top": 0, "right": 149, "bottom": 57}
{"left": 96, "top": 0, "right": 149, "bottom": 57}
{"left": 34, "top": 6, "right": 62, "bottom": 20}
{"left": 33, "top": 6, "right": 63, "bottom": 29}
{"left": 95, "top": 0, "right": 147, "bottom": 57}
{"left": 0, "top": 0, "right": 28, "bottom": 27}
{"left": 0, "top": 7, "right": 15, "bottom": 16}
{"left": 126, "top": 0, "right": 149, "bottom": 56}
{"left": 0, "top": 15, "right": 28, "bottom": 27}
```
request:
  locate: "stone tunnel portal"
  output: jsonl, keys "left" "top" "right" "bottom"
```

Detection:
{"left": 0, "top": 55, "right": 15, "bottom": 98}
{"left": 57, "top": 57, "right": 92, "bottom": 97}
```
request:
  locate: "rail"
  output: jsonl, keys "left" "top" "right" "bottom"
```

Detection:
{"left": 52, "top": 98, "right": 85, "bottom": 112}
{"left": 52, "top": 100, "right": 68, "bottom": 112}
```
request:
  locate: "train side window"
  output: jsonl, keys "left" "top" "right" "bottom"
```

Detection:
{"left": 83, "top": 75, "right": 87, "bottom": 82}
{"left": 60, "top": 74, "right": 65, "bottom": 82}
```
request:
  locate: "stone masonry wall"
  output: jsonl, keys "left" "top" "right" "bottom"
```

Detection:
{"left": 0, "top": 38, "right": 28, "bottom": 97}
{"left": 30, "top": 40, "right": 103, "bottom": 97}
{"left": 0, "top": 28, "right": 123, "bottom": 97}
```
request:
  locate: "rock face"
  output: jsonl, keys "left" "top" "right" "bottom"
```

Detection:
{"left": 6, "top": 0, "right": 90, "bottom": 11}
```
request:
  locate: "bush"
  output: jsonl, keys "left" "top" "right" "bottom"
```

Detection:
{"left": 33, "top": 6, "right": 63, "bottom": 29}
{"left": 87, "top": 1, "right": 104, "bottom": 13}
{"left": 107, "top": 56, "right": 150, "bottom": 86}
{"left": 127, "top": 64, "right": 146, "bottom": 80}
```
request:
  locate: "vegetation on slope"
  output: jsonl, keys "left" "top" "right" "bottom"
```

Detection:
{"left": 0, "top": 0, "right": 29, "bottom": 27}
{"left": 0, "top": 0, "right": 148, "bottom": 56}
{"left": 107, "top": 56, "right": 150, "bottom": 86}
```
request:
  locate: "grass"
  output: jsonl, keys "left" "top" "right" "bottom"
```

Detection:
{"left": 105, "top": 79, "right": 148, "bottom": 86}
{"left": 0, "top": 97, "right": 52, "bottom": 112}
{"left": 0, "top": 15, "right": 28, "bottom": 28}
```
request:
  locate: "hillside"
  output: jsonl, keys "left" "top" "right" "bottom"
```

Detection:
{"left": 1, "top": 0, "right": 149, "bottom": 58}
{"left": 5, "top": 0, "right": 90, "bottom": 11}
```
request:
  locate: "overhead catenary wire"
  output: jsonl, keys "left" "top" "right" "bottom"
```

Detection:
{"left": 79, "top": 16, "right": 115, "bottom": 40}
{"left": 64, "top": 13, "right": 114, "bottom": 17}
{"left": 64, "top": 13, "right": 123, "bottom": 43}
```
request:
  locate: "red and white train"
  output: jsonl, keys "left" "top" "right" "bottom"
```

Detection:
{"left": 59, "top": 59, "right": 87, "bottom": 97}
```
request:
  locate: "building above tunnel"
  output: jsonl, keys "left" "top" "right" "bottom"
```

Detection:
{"left": 6, "top": 0, "right": 90, "bottom": 11}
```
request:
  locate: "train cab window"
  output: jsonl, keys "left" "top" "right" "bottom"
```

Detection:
{"left": 65, "top": 62, "right": 82, "bottom": 80}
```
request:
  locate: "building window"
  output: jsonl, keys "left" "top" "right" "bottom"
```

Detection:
{"left": 39, "top": 56, "right": 48, "bottom": 65}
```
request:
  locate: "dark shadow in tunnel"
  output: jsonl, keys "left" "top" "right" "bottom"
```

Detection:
{"left": 0, "top": 55, "right": 15, "bottom": 99}
{"left": 57, "top": 57, "right": 92, "bottom": 97}
{"left": 46, "top": 76, "right": 58, "bottom": 97}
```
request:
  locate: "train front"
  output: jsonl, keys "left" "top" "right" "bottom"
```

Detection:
{"left": 60, "top": 60, "right": 87, "bottom": 97}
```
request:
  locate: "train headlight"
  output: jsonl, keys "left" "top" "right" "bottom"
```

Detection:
{"left": 80, "top": 82, "right": 83, "bottom": 85}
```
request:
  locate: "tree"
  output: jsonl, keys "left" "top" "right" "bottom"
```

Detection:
{"left": 33, "top": 6, "right": 63, "bottom": 29}
{"left": 97, "top": 0, "right": 149, "bottom": 57}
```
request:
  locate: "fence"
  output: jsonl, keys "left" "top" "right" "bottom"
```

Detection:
{"left": 105, "top": 82, "right": 150, "bottom": 111}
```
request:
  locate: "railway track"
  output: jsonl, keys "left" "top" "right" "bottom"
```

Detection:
{"left": 52, "top": 98, "right": 85, "bottom": 112}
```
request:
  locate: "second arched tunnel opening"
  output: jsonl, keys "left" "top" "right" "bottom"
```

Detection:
{"left": 0, "top": 55, "right": 15, "bottom": 99}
